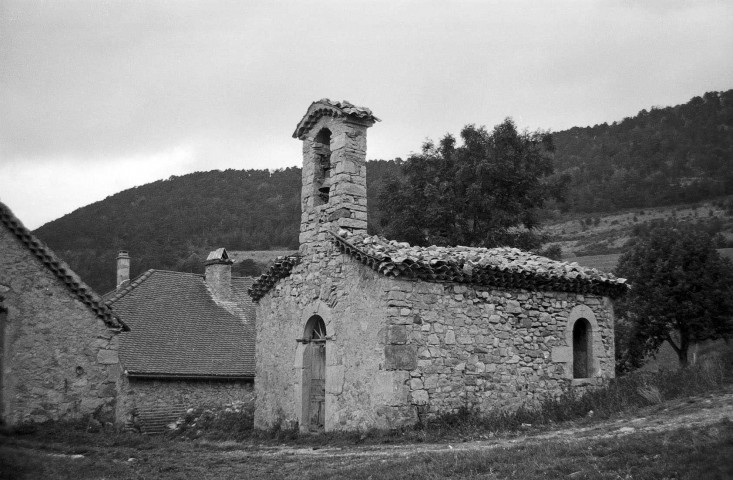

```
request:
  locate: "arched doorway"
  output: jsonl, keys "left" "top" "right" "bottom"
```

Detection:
{"left": 302, "top": 315, "right": 326, "bottom": 431}
{"left": 573, "top": 318, "right": 592, "bottom": 378}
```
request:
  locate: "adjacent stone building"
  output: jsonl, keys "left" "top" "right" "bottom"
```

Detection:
{"left": 106, "top": 248, "right": 255, "bottom": 432}
{"left": 0, "top": 201, "right": 127, "bottom": 426}
{"left": 249, "top": 99, "right": 627, "bottom": 432}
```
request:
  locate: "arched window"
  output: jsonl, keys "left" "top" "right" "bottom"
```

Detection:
{"left": 302, "top": 315, "right": 326, "bottom": 431}
{"left": 572, "top": 318, "right": 592, "bottom": 378}
{"left": 313, "top": 129, "right": 332, "bottom": 205}
{"left": 303, "top": 315, "right": 327, "bottom": 342}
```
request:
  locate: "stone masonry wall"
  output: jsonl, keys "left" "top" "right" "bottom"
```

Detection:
{"left": 384, "top": 281, "right": 615, "bottom": 417}
{"left": 299, "top": 115, "right": 370, "bottom": 255}
{"left": 256, "top": 239, "right": 616, "bottom": 431}
{"left": 118, "top": 378, "right": 254, "bottom": 422}
{"left": 0, "top": 225, "right": 121, "bottom": 425}
{"left": 256, "top": 241, "right": 404, "bottom": 431}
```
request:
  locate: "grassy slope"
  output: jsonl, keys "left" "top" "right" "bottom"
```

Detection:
{"left": 543, "top": 196, "right": 733, "bottom": 266}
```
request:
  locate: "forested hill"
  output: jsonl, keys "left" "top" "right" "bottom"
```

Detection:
{"left": 553, "top": 90, "right": 733, "bottom": 212}
{"left": 34, "top": 89, "right": 733, "bottom": 293}
{"left": 34, "top": 168, "right": 304, "bottom": 293}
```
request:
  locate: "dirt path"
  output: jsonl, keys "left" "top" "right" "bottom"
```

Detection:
{"left": 2, "top": 390, "right": 731, "bottom": 479}
{"left": 233, "top": 389, "right": 733, "bottom": 460}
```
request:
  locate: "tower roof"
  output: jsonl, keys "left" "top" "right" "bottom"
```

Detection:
{"left": 292, "top": 98, "right": 380, "bottom": 139}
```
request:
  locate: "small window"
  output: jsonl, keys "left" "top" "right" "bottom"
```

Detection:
{"left": 572, "top": 318, "right": 592, "bottom": 378}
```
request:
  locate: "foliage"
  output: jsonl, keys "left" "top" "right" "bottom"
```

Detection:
{"left": 378, "top": 119, "right": 563, "bottom": 250}
{"left": 614, "top": 222, "right": 733, "bottom": 367}
{"left": 554, "top": 90, "right": 733, "bottom": 212}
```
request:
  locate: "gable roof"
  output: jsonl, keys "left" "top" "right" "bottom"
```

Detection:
{"left": 107, "top": 269, "right": 255, "bottom": 378}
{"left": 0, "top": 201, "right": 126, "bottom": 330}
{"left": 206, "top": 247, "right": 231, "bottom": 263}
{"left": 248, "top": 230, "right": 628, "bottom": 301}
{"left": 292, "top": 98, "right": 380, "bottom": 139}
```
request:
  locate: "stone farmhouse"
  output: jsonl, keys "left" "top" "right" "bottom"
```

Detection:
{"left": 105, "top": 248, "right": 255, "bottom": 432}
{"left": 0, "top": 201, "right": 126, "bottom": 426}
{"left": 249, "top": 99, "right": 627, "bottom": 432}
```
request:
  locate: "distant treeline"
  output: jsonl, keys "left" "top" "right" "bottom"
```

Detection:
{"left": 34, "top": 89, "right": 733, "bottom": 293}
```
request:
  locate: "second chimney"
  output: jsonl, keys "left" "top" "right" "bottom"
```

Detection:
{"left": 205, "top": 248, "right": 233, "bottom": 301}
{"left": 116, "top": 250, "right": 130, "bottom": 290}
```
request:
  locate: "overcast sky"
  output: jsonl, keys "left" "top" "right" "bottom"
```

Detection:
{"left": 1, "top": 0, "right": 731, "bottom": 229}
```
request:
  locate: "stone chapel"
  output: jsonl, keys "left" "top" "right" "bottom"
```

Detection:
{"left": 249, "top": 99, "right": 627, "bottom": 432}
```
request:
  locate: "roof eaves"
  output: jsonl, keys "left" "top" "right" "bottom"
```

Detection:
{"left": 125, "top": 372, "right": 255, "bottom": 380}
{"left": 248, "top": 255, "right": 301, "bottom": 301}
{"left": 0, "top": 201, "right": 128, "bottom": 330}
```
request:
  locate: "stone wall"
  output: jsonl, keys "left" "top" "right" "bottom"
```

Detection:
{"left": 299, "top": 115, "right": 370, "bottom": 255}
{"left": 384, "top": 281, "right": 614, "bottom": 417}
{"left": 0, "top": 225, "right": 121, "bottom": 425}
{"left": 255, "top": 240, "right": 615, "bottom": 431}
{"left": 255, "top": 245, "right": 397, "bottom": 431}
{"left": 118, "top": 377, "right": 254, "bottom": 423}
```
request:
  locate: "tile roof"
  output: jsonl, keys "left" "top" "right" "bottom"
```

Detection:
{"left": 292, "top": 99, "right": 380, "bottom": 139}
{"left": 0, "top": 201, "right": 126, "bottom": 330}
{"left": 107, "top": 270, "right": 255, "bottom": 378}
{"left": 248, "top": 231, "right": 628, "bottom": 301}
{"left": 330, "top": 230, "right": 628, "bottom": 298}
{"left": 248, "top": 255, "right": 301, "bottom": 301}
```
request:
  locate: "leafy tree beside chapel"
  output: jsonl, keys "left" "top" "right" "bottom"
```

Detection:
{"left": 378, "top": 118, "right": 566, "bottom": 251}
{"left": 614, "top": 222, "right": 733, "bottom": 369}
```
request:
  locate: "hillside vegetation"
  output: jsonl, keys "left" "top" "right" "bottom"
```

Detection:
{"left": 553, "top": 90, "right": 733, "bottom": 213}
{"left": 33, "top": 90, "right": 733, "bottom": 293}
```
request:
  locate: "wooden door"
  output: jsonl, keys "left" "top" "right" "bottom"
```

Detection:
{"left": 304, "top": 342, "right": 326, "bottom": 431}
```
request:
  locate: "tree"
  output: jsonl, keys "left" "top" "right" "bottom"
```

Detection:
{"left": 614, "top": 222, "right": 733, "bottom": 368}
{"left": 378, "top": 118, "right": 565, "bottom": 250}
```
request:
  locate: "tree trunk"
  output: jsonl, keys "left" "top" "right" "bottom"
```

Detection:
{"left": 666, "top": 331, "right": 689, "bottom": 368}
{"left": 676, "top": 347, "right": 689, "bottom": 368}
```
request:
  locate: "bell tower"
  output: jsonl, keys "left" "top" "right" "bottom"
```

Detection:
{"left": 293, "top": 99, "right": 379, "bottom": 254}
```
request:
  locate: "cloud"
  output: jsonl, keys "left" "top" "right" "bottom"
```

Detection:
{"left": 1, "top": 0, "right": 731, "bottom": 227}
{"left": 0, "top": 144, "right": 198, "bottom": 229}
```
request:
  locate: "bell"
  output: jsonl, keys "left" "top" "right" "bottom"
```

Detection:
{"left": 318, "top": 176, "right": 331, "bottom": 195}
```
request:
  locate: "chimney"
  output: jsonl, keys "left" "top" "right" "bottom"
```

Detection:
{"left": 205, "top": 248, "right": 233, "bottom": 301}
{"left": 116, "top": 250, "right": 130, "bottom": 290}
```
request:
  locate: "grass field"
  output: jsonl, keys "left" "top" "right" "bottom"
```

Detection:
{"left": 2, "top": 405, "right": 731, "bottom": 479}
{"left": 3, "top": 362, "right": 732, "bottom": 479}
